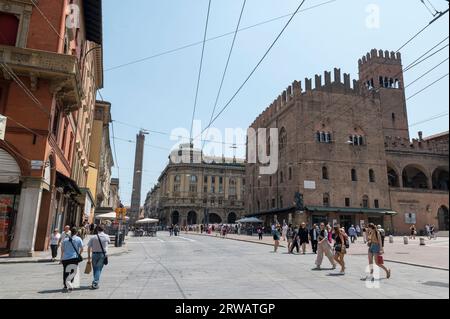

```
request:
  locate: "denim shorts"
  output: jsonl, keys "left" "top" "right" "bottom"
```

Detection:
{"left": 369, "top": 243, "right": 381, "bottom": 254}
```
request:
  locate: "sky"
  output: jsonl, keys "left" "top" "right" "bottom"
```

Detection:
{"left": 100, "top": 0, "right": 450, "bottom": 206}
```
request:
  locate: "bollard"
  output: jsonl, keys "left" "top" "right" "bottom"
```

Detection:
{"left": 403, "top": 236, "right": 408, "bottom": 245}
{"left": 420, "top": 237, "right": 426, "bottom": 246}
{"left": 389, "top": 235, "right": 394, "bottom": 244}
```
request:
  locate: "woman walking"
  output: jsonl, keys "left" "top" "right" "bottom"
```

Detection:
{"left": 60, "top": 227, "right": 84, "bottom": 292}
{"left": 273, "top": 224, "right": 281, "bottom": 253}
{"left": 409, "top": 225, "right": 417, "bottom": 240}
{"left": 333, "top": 225, "right": 347, "bottom": 274}
{"left": 314, "top": 223, "right": 336, "bottom": 270}
{"left": 367, "top": 223, "right": 391, "bottom": 279}
{"left": 49, "top": 229, "right": 61, "bottom": 262}
{"left": 286, "top": 224, "right": 294, "bottom": 253}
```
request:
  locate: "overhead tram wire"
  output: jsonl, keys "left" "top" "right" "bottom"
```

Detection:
{"left": 405, "top": 57, "right": 449, "bottom": 89}
{"left": 189, "top": 0, "right": 212, "bottom": 143}
{"left": 104, "top": 0, "right": 337, "bottom": 72}
{"left": 409, "top": 111, "right": 449, "bottom": 127}
{"left": 404, "top": 43, "right": 449, "bottom": 72}
{"left": 198, "top": 0, "right": 308, "bottom": 139}
{"left": 406, "top": 73, "right": 449, "bottom": 100}
{"left": 201, "top": 0, "right": 247, "bottom": 152}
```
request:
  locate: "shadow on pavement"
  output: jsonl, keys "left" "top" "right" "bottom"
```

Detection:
{"left": 38, "top": 286, "right": 92, "bottom": 294}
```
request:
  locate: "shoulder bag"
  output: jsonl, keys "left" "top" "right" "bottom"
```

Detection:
{"left": 97, "top": 234, "right": 109, "bottom": 266}
{"left": 68, "top": 237, "right": 83, "bottom": 263}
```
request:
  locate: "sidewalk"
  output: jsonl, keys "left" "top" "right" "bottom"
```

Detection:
{"left": 0, "top": 236, "right": 129, "bottom": 264}
{"left": 187, "top": 231, "right": 449, "bottom": 270}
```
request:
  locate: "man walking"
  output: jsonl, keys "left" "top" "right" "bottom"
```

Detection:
{"left": 87, "top": 225, "right": 110, "bottom": 289}
{"left": 60, "top": 227, "right": 83, "bottom": 292}
{"left": 348, "top": 225, "right": 357, "bottom": 243}
{"left": 309, "top": 224, "right": 319, "bottom": 254}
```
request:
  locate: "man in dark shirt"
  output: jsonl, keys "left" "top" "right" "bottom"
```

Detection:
{"left": 309, "top": 224, "right": 319, "bottom": 254}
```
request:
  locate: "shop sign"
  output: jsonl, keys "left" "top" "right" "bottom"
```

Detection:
{"left": 0, "top": 115, "right": 6, "bottom": 141}
{"left": 31, "top": 160, "right": 44, "bottom": 170}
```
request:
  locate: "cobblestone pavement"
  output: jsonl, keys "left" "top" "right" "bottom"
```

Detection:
{"left": 0, "top": 232, "right": 447, "bottom": 299}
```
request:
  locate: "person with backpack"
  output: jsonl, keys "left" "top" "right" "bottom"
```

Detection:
{"left": 333, "top": 225, "right": 348, "bottom": 274}
{"left": 87, "top": 225, "right": 111, "bottom": 289}
{"left": 366, "top": 223, "right": 391, "bottom": 279}
{"left": 60, "top": 227, "right": 83, "bottom": 292}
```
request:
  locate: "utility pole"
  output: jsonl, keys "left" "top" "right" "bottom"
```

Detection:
{"left": 130, "top": 130, "right": 148, "bottom": 223}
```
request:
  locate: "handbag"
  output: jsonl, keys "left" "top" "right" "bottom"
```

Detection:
{"left": 84, "top": 261, "right": 92, "bottom": 274}
{"left": 377, "top": 255, "right": 384, "bottom": 264}
{"left": 69, "top": 237, "right": 83, "bottom": 263}
{"left": 97, "top": 234, "right": 108, "bottom": 266}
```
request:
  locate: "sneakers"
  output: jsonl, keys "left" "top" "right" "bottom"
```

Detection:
{"left": 313, "top": 265, "right": 321, "bottom": 270}
{"left": 92, "top": 282, "right": 99, "bottom": 289}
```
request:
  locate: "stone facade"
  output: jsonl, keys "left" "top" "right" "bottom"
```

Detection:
{"left": 146, "top": 144, "right": 246, "bottom": 227}
{"left": 245, "top": 49, "right": 449, "bottom": 235}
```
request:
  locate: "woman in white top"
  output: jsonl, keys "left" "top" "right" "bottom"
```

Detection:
{"left": 49, "top": 229, "right": 61, "bottom": 261}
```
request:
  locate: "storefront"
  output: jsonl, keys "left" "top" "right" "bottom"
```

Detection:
{"left": 0, "top": 148, "right": 21, "bottom": 254}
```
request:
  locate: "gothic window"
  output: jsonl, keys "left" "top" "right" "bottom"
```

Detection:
{"left": 279, "top": 127, "right": 287, "bottom": 151}
{"left": 351, "top": 169, "right": 357, "bottom": 182}
{"left": 362, "top": 195, "right": 369, "bottom": 208}
{"left": 323, "top": 193, "right": 330, "bottom": 207}
{"left": 322, "top": 166, "right": 329, "bottom": 180}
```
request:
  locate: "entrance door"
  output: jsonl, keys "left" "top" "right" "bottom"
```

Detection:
{"left": 312, "top": 215, "right": 328, "bottom": 226}
{"left": 339, "top": 215, "right": 354, "bottom": 232}
{"left": 0, "top": 192, "right": 20, "bottom": 254}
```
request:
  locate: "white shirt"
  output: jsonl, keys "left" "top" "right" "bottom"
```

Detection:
{"left": 50, "top": 233, "right": 61, "bottom": 245}
{"left": 88, "top": 232, "right": 111, "bottom": 254}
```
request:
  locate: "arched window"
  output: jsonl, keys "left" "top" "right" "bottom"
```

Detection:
{"left": 189, "top": 175, "right": 198, "bottom": 193}
{"left": 362, "top": 195, "right": 369, "bottom": 208}
{"left": 438, "top": 206, "right": 449, "bottom": 231}
{"left": 369, "top": 169, "right": 375, "bottom": 183}
{"left": 387, "top": 166, "right": 400, "bottom": 187}
{"left": 322, "top": 166, "right": 329, "bottom": 180}
{"left": 351, "top": 169, "right": 357, "bottom": 182}
{"left": 279, "top": 127, "right": 287, "bottom": 151}
{"left": 323, "top": 193, "right": 330, "bottom": 207}
{"left": 432, "top": 167, "right": 449, "bottom": 190}
{"left": 402, "top": 165, "right": 429, "bottom": 189}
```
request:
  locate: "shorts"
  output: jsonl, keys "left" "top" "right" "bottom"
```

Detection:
{"left": 369, "top": 243, "right": 381, "bottom": 254}
{"left": 273, "top": 234, "right": 280, "bottom": 241}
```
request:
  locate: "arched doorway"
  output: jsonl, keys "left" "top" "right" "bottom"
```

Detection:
{"left": 171, "top": 211, "right": 180, "bottom": 225}
{"left": 438, "top": 206, "right": 449, "bottom": 231}
{"left": 227, "top": 212, "right": 237, "bottom": 224}
{"left": 208, "top": 213, "right": 222, "bottom": 224}
{"left": 187, "top": 211, "right": 197, "bottom": 225}
{"left": 0, "top": 148, "right": 22, "bottom": 253}
{"left": 432, "top": 168, "right": 449, "bottom": 191}
{"left": 402, "top": 165, "right": 429, "bottom": 189}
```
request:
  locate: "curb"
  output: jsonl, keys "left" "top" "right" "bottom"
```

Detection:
{"left": 0, "top": 245, "right": 129, "bottom": 265}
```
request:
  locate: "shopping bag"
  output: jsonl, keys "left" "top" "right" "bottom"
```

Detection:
{"left": 84, "top": 261, "right": 92, "bottom": 274}
{"left": 377, "top": 255, "right": 384, "bottom": 265}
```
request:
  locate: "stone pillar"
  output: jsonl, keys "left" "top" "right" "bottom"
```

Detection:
{"left": 10, "top": 178, "right": 44, "bottom": 257}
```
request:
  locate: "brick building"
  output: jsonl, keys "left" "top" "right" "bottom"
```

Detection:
{"left": 146, "top": 144, "right": 245, "bottom": 227}
{"left": 0, "top": 0, "right": 103, "bottom": 256}
{"left": 245, "top": 49, "right": 448, "bottom": 235}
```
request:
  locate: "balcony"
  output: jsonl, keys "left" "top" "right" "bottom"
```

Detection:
{"left": 0, "top": 45, "right": 82, "bottom": 111}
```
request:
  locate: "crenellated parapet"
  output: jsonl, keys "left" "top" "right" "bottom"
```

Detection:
{"left": 250, "top": 68, "right": 364, "bottom": 128}
{"left": 358, "top": 48, "right": 402, "bottom": 67}
{"left": 385, "top": 135, "right": 449, "bottom": 155}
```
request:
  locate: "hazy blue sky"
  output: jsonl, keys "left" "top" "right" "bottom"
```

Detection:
{"left": 100, "top": 0, "right": 449, "bottom": 205}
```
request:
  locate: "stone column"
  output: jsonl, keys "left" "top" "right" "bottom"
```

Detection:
{"left": 10, "top": 178, "right": 44, "bottom": 257}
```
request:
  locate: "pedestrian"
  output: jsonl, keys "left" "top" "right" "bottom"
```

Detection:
{"left": 309, "top": 224, "right": 319, "bottom": 254}
{"left": 273, "top": 224, "right": 281, "bottom": 253}
{"left": 425, "top": 224, "right": 431, "bottom": 239}
{"left": 366, "top": 223, "right": 391, "bottom": 279}
{"left": 409, "top": 225, "right": 416, "bottom": 239}
{"left": 314, "top": 223, "right": 337, "bottom": 270}
{"left": 377, "top": 225, "right": 386, "bottom": 247}
{"left": 58, "top": 225, "right": 71, "bottom": 261}
{"left": 60, "top": 227, "right": 83, "bottom": 292}
{"left": 49, "top": 229, "right": 61, "bottom": 262}
{"left": 298, "top": 222, "right": 309, "bottom": 254}
{"left": 348, "top": 225, "right": 357, "bottom": 243}
{"left": 362, "top": 226, "right": 368, "bottom": 244}
{"left": 355, "top": 224, "right": 361, "bottom": 237}
{"left": 87, "top": 225, "right": 111, "bottom": 289}
{"left": 326, "top": 224, "right": 333, "bottom": 244}
{"left": 282, "top": 223, "right": 288, "bottom": 241}
{"left": 430, "top": 224, "right": 436, "bottom": 239}
{"left": 333, "top": 225, "right": 347, "bottom": 274}
{"left": 290, "top": 225, "right": 300, "bottom": 254}
{"left": 257, "top": 226, "right": 263, "bottom": 240}
{"left": 286, "top": 224, "right": 294, "bottom": 253}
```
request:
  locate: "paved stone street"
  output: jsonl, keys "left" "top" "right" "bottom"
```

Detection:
{"left": 0, "top": 232, "right": 448, "bottom": 299}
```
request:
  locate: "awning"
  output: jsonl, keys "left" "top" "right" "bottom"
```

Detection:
{"left": 306, "top": 206, "right": 397, "bottom": 216}
{"left": 135, "top": 218, "right": 159, "bottom": 224}
{"left": 245, "top": 206, "right": 296, "bottom": 217}
{"left": 56, "top": 172, "right": 81, "bottom": 195}
{"left": 236, "top": 217, "right": 264, "bottom": 223}
{"left": 96, "top": 212, "right": 130, "bottom": 220}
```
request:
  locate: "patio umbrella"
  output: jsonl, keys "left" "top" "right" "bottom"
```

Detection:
{"left": 96, "top": 212, "right": 130, "bottom": 220}
{"left": 135, "top": 218, "right": 159, "bottom": 224}
{"left": 236, "top": 217, "right": 264, "bottom": 223}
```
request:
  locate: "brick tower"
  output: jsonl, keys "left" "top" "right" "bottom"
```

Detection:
{"left": 358, "top": 49, "right": 410, "bottom": 140}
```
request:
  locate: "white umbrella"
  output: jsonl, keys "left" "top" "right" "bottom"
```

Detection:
{"left": 135, "top": 218, "right": 159, "bottom": 224}
{"left": 96, "top": 212, "right": 130, "bottom": 220}
{"left": 236, "top": 217, "right": 264, "bottom": 223}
